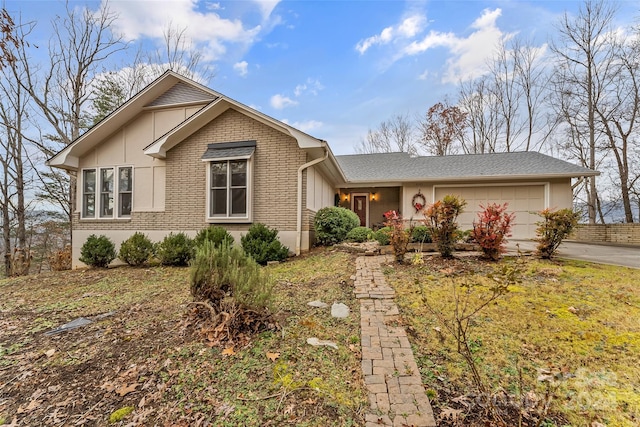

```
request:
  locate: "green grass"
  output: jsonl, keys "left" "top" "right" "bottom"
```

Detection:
{"left": 384, "top": 256, "right": 640, "bottom": 426}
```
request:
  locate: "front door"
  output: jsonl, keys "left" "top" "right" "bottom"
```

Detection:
{"left": 353, "top": 195, "right": 367, "bottom": 226}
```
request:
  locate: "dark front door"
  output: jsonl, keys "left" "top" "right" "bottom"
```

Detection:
{"left": 353, "top": 195, "right": 367, "bottom": 226}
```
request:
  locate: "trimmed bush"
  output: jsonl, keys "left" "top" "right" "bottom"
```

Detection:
{"left": 346, "top": 226, "right": 373, "bottom": 243}
{"left": 374, "top": 227, "right": 392, "bottom": 245}
{"left": 190, "top": 242, "right": 273, "bottom": 311}
{"left": 79, "top": 234, "right": 116, "bottom": 268}
{"left": 194, "top": 225, "right": 234, "bottom": 248}
{"left": 424, "top": 195, "right": 467, "bottom": 258}
{"left": 472, "top": 203, "right": 515, "bottom": 261}
{"left": 384, "top": 210, "right": 410, "bottom": 263}
{"left": 241, "top": 223, "right": 289, "bottom": 265}
{"left": 155, "top": 232, "right": 194, "bottom": 266}
{"left": 314, "top": 206, "right": 360, "bottom": 246}
{"left": 535, "top": 208, "right": 580, "bottom": 259}
{"left": 411, "top": 225, "right": 432, "bottom": 243}
{"left": 118, "top": 232, "right": 154, "bottom": 266}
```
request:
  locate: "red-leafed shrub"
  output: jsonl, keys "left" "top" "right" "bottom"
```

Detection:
{"left": 472, "top": 203, "right": 515, "bottom": 261}
{"left": 383, "top": 210, "right": 410, "bottom": 263}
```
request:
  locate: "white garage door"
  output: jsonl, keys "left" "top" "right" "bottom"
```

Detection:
{"left": 434, "top": 185, "right": 545, "bottom": 239}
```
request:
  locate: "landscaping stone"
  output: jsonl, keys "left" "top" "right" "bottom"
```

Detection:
{"left": 44, "top": 317, "right": 93, "bottom": 335}
{"left": 307, "top": 300, "right": 328, "bottom": 308}
{"left": 306, "top": 337, "right": 338, "bottom": 349}
{"left": 331, "top": 302, "right": 350, "bottom": 318}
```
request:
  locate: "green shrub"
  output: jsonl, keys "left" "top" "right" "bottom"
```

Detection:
{"left": 535, "top": 208, "right": 580, "bottom": 259}
{"left": 190, "top": 242, "right": 273, "bottom": 311}
{"left": 194, "top": 225, "right": 234, "bottom": 248}
{"left": 424, "top": 195, "right": 467, "bottom": 258}
{"left": 155, "top": 232, "right": 194, "bottom": 266}
{"left": 346, "top": 226, "right": 373, "bottom": 243}
{"left": 374, "top": 227, "right": 392, "bottom": 245}
{"left": 314, "top": 206, "right": 360, "bottom": 246}
{"left": 241, "top": 223, "right": 289, "bottom": 265}
{"left": 118, "top": 232, "right": 154, "bottom": 266}
{"left": 79, "top": 234, "right": 116, "bottom": 268}
{"left": 411, "top": 225, "right": 432, "bottom": 243}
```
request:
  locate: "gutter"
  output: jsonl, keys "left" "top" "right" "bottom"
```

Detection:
{"left": 296, "top": 144, "right": 329, "bottom": 255}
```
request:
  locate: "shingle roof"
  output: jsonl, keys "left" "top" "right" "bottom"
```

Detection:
{"left": 335, "top": 151, "right": 598, "bottom": 183}
{"left": 201, "top": 140, "right": 256, "bottom": 160}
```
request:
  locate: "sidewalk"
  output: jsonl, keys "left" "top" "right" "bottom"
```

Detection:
{"left": 354, "top": 255, "right": 436, "bottom": 427}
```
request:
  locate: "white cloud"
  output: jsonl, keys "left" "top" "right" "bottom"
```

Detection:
{"left": 282, "top": 119, "right": 323, "bottom": 133}
{"left": 356, "top": 13, "right": 427, "bottom": 54}
{"left": 294, "top": 78, "right": 324, "bottom": 96}
{"left": 270, "top": 94, "right": 298, "bottom": 109}
{"left": 399, "top": 8, "right": 511, "bottom": 83}
{"left": 103, "top": 0, "right": 281, "bottom": 61}
{"left": 233, "top": 61, "right": 249, "bottom": 76}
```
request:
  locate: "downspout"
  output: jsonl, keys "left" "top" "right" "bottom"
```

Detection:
{"left": 296, "top": 145, "right": 329, "bottom": 255}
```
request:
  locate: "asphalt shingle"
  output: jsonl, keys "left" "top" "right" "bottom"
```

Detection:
{"left": 336, "top": 151, "right": 597, "bottom": 182}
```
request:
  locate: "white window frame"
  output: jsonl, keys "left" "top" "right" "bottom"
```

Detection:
{"left": 80, "top": 166, "right": 133, "bottom": 219}
{"left": 204, "top": 156, "right": 253, "bottom": 223}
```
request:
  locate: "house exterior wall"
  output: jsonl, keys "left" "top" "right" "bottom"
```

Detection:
{"left": 338, "top": 187, "right": 400, "bottom": 229}
{"left": 72, "top": 107, "right": 313, "bottom": 267}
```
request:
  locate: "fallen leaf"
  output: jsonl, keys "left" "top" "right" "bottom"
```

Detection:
{"left": 221, "top": 346, "right": 235, "bottom": 356}
{"left": 138, "top": 396, "right": 146, "bottom": 408}
{"left": 439, "top": 407, "right": 463, "bottom": 421}
{"left": 45, "top": 349, "right": 56, "bottom": 357}
{"left": 266, "top": 352, "right": 280, "bottom": 362}
{"left": 306, "top": 337, "right": 338, "bottom": 349}
{"left": 568, "top": 306, "right": 579, "bottom": 314}
{"left": 116, "top": 383, "right": 139, "bottom": 397}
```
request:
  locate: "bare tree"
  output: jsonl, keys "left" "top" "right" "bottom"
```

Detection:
{"left": 13, "top": 2, "right": 125, "bottom": 227}
{"left": 355, "top": 113, "right": 418, "bottom": 155}
{"left": 0, "top": 7, "right": 20, "bottom": 69}
{"left": 0, "top": 55, "right": 31, "bottom": 275}
{"left": 592, "top": 32, "right": 640, "bottom": 222}
{"left": 91, "top": 23, "right": 215, "bottom": 124}
{"left": 457, "top": 76, "right": 503, "bottom": 154}
{"left": 551, "top": 0, "right": 618, "bottom": 224}
{"left": 418, "top": 100, "right": 467, "bottom": 156}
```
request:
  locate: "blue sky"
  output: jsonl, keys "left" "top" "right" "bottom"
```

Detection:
{"left": 5, "top": 0, "right": 640, "bottom": 154}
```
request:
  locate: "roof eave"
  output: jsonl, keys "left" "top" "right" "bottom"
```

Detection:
{"left": 343, "top": 171, "right": 600, "bottom": 184}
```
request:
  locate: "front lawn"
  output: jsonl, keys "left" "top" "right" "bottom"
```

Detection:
{"left": 0, "top": 249, "right": 366, "bottom": 426}
{"left": 385, "top": 254, "right": 640, "bottom": 426}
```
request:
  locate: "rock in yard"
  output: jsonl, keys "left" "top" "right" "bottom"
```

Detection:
{"left": 44, "top": 317, "right": 93, "bottom": 335}
{"left": 306, "top": 337, "right": 338, "bottom": 349}
{"left": 331, "top": 302, "right": 350, "bottom": 318}
{"left": 307, "top": 300, "right": 328, "bottom": 308}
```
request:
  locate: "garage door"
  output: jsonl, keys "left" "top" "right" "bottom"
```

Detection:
{"left": 434, "top": 185, "right": 545, "bottom": 239}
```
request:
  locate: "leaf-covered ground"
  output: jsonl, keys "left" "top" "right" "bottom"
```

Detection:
{"left": 384, "top": 254, "right": 640, "bottom": 426}
{"left": 0, "top": 249, "right": 366, "bottom": 426}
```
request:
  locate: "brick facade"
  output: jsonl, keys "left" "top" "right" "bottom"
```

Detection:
{"left": 74, "top": 108, "right": 313, "bottom": 238}
{"left": 573, "top": 224, "right": 640, "bottom": 246}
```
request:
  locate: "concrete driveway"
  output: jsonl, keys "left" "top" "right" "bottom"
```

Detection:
{"left": 506, "top": 240, "right": 640, "bottom": 269}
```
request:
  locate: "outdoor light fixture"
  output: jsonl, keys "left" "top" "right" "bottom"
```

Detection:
{"left": 370, "top": 192, "right": 377, "bottom": 201}
{"left": 343, "top": 193, "right": 350, "bottom": 202}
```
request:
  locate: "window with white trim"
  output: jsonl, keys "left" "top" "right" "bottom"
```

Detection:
{"left": 202, "top": 140, "right": 255, "bottom": 222}
{"left": 209, "top": 159, "right": 249, "bottom": 218}
{"left": 81, "top": 166, "right": 133, "bottom": 219}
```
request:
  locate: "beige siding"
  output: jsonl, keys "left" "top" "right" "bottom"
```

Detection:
{"left": 306, "top": 165, "right": 335, "bottom": 212}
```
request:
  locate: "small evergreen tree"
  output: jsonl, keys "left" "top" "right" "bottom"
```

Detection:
{"left": 79, "top": 234, "right": 116, "bottom": 268}
{"left": 241, "top": 223, "right": 289, "bottom": 265}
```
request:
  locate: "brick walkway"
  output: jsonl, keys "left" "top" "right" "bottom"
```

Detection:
{"left": 354, "top": 255, "right": 436, "bottom": 427}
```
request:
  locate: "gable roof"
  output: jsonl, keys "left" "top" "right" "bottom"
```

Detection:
{"left": 46, "top": 71, "right": 337, "bottom": 175}
{"left": 336, "top": 151, "right": 599, "bottom": 183}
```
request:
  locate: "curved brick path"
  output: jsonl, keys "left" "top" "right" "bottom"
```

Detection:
{"left": 354, "top": 255, "right": 436, "bottom": 427}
